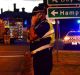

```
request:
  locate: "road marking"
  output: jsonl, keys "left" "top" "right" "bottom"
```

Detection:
{"left": 56, "top": 50, "right": 80, "bottom": 53}
{"left": 0, "top": 55, "right": 24, "bottom": 57}
{"left": 0, "top": 51, "right": 25, "bottom": 52}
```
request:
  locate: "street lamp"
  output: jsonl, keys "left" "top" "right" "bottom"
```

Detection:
{"left": 77, "top": 20, "right": 80, "bottom": 30}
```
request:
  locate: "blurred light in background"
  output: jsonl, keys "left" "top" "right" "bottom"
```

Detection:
{"left": 77, "top": 20, "right": 80, "bottom": 24}
{"left": 24, "top": 20, "right": 27, "bottom": 25}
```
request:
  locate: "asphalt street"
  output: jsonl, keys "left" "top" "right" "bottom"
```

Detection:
{"left": 0, "top": 45, "right": 33, "bottom": 75}
{"left": 51, "top": 50, "right": 80, "bottom": 75}
{"left": 0, "top": 44, "right": 80, "bottom": 75}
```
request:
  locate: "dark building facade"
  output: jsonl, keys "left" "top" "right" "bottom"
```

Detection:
{"left": 0, "top": 3, "right": 32, "bottom": 28}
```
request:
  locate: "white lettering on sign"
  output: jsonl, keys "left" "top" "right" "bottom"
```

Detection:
{"left": 51, "top": 10, "right": 58, "bottom": 16}
{"left": 60, "top": 11, "right": 64, "bottom": 15}
{"left": 52, "top": 0, "right": 73, "bottom": 3}
{"left": 65, "top": 11, "right": 69, "bottom": 15}
{"left": 69, "top": 11, "right": 75, "bottom": 15}
{"left": 60, "top": 11, "right": 80, "bottom": 16}
{"left": 52, "top": 0, "right": 58, "bottom": 3}
{"left": 75, "top": 11, "right": 79, "bottom": 16}
{"left": 61, "top": 0, "right": 73, "bottom": 2}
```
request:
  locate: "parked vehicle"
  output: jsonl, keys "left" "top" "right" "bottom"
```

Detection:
{"left": 63, "top": 31, "right": 80, "bottom": 45}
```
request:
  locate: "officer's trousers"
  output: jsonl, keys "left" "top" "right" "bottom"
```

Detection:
{"left": 30, "top": 37, "right": 53, "bottom": 75}
{"left": 33, "top": 48, "right": 52, "bottom": 75}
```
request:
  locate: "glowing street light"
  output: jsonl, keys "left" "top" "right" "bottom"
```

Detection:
{"left": 77, "top": 20, "right": 80, "bottom": 24}
{"left": 77, "top": 20, "right": 80, "bottom": 30}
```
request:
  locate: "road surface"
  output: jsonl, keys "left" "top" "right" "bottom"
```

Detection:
{"left": 1, "top": 45, "right": 80, "bottom": 75}
{"left": 51, "top": 50, "right": 80, "bottom": 75}
{"left": 0, "top": 45, "right": 33, "bottom": 75}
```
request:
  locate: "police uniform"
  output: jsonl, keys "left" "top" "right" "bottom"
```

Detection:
{"left": 30, "top": 19, "right": 55, "bottom": 75}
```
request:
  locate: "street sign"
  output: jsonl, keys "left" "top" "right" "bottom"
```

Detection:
{"left": 47, "top": 7, "right": 80, "bottom": 19}
{"left": 47, "top": 0, "right": 80, "bottom": 5}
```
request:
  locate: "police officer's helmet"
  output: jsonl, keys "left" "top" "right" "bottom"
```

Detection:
{"left": 32, "top": 6, "right": 39, "bottom": 16}
{"left": 38, "top": 3, "right": 46, "bottom": 14}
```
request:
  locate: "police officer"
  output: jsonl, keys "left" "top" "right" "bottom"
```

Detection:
{"left": 29, "top": 6, "right": 42, "bottom": 42}
{"left": 30, "top": 5, "right": 55, "bottom": 75}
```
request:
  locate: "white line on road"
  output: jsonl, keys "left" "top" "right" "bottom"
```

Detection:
{"left": 0, "top": 51, "right": 25, "bottom": 52}
{"left": 0, "top": 55, "right": 24, "bottom": 57}
{"left": 56, "top": 50, "right": 80, "bottom": 53}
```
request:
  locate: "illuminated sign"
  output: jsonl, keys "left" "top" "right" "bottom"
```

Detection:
{"left": 47, "top": 0, "right": 80, "bottom": 5}
{"left": 48, "top": 7, "right": 80, "bottom": 19}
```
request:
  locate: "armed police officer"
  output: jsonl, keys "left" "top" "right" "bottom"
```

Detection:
{"left": 30, "top": 4, "right": 55, "bottom": 75}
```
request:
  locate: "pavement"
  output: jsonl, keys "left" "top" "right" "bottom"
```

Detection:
{"left": 0, "top": 45, "right": 33, "bottom": 75}
{"left": 0, "top": 43, "right": 80, "bottom": 75}
{"left": 51, "top": 50, "right": 80, "bottom": 75}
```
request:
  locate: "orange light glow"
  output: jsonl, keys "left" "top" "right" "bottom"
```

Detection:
{"left": 64, "top": 36, "right": 70, "bottom": 41}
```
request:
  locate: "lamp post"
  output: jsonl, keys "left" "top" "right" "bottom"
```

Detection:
{"left": 56, "top": 19, "right": 60, "bottom": 62}
{"left": 77, "top": 20, "right": 80, "bottom": 30}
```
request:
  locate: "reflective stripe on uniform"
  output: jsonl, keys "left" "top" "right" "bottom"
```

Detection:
{"left": 42, "top": 30, "right": 54, "bottom": 38}
{"left": 31, "top": 20, "right": 55, "bottom": 55}
{"left": 47, "top": 20, "right": 55, "bottom": 44}
{"left": 31, "top": 44, "right": 53, "bottom": 55}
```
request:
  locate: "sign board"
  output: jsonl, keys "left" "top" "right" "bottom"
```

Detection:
{"left": 47, "top": 0, "right": 80, "bottom": 5}
{"left": 48, "top": 7, "right": 80, "bottom": 19}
